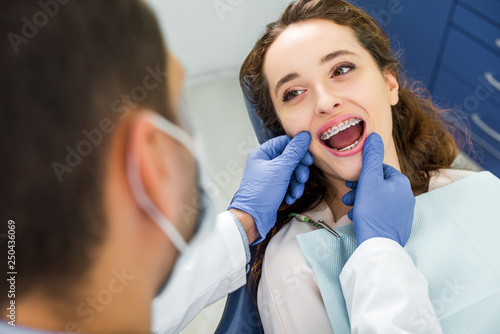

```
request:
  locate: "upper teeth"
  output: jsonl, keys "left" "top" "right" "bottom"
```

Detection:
{"left": 320, "top": 118, "right": 362, "bottom": 141}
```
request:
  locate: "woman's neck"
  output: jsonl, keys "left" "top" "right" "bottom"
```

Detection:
{"left": 325, "top": 176, "right": 352, "bottom": 222}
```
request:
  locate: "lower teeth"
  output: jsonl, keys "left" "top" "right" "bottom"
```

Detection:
{"left": 333, "top": 136, "right": 363, "bottom": 152}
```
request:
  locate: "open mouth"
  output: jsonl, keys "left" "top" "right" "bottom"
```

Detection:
{"left": 320, "top": 117, "right": 365, "bottom": 152}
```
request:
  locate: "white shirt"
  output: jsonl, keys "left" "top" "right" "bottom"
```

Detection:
{"left": 258, "top": 169, "right": 475, "bottom": 334}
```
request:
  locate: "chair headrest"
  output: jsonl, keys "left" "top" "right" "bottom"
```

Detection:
{"left": 241, "top": 80, "right": 282, "bottom": 144}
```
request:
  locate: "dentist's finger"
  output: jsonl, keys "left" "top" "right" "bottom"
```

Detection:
{"left": 360, "top": 133, "right": 385, "bottom": 182}
{"left": 345, "top": 180, "right": 358, "bottom": 189}
{"left": 293, "top": 163, "right": 310, "bottom": 184}
{"left": 383, "top": 163, "right": 407, "bottom": 181}
{"left": 258, "top": 135, "right": 292, "bottom": 160}
{"left": 278, "top": 132, "right": 312, "bottom": 163}
{"left": 300, "top": 150, "right": 314, "bottom": 166}
{"left": 288, "top": 178, "right": 305, "bottom": 202}
{"left": 342, "top": 189, "right": 357, "bottom": 206}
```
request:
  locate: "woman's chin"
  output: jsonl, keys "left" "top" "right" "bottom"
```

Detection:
{"left": 334, "top": 160, "right": 363, "bottom": 183}
{"left": 318, "top": 165, "right": 362, "bottom": 185}
{"left": 341, "top": 169, "right": 361, "bottom": 183}
{"left": 312, "top": 148, "right": 364, "bottom": 184}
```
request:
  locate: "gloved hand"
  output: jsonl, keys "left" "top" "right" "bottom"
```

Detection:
{"left": 229, "top": 132, "right": 313, "bottom": 244}
{"left": 342, "top": 133, "right": 415, "bottom": 247}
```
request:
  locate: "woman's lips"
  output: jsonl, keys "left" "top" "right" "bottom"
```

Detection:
{"left": 317, "top": 114, "right": 367, "bottom": 157}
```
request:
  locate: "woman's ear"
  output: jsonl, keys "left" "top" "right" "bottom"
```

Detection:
{"left": 384, "top": 69, "right": 399, "bottom": 106}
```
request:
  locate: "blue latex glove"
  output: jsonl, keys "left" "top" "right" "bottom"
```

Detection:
{"left": 342, "top": 133, "right": 415, "bottom": 247}
{"left": 229, "top": 132, "right": 313, "bottom": 243}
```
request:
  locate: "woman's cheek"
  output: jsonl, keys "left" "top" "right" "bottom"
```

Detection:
{"left": 282, "top": 118, "right": 312, "bottom": 137}
{"left": 277, "top": 105, "right": 315, "bottom": 137}
{"left": 308, "top": 143, "right": 324, "bottom": 164}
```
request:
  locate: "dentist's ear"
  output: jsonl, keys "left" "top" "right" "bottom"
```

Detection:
{"left": 126, "top": 111, "right": 199, "bottom": 243}
{"left": 384, "top": 69, "right": 399, "bottom": 106}
{"left": 127, "top": 111, "right": 177, "bottom": 224}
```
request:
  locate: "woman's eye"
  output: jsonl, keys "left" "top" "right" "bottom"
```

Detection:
{"left": 332, "top": 65, "right": 354, "bottom": 77}
{"left": 283, "top": 89, "right": 304, "bottom": 102}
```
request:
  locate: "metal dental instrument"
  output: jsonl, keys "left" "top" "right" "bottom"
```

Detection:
{"left": 289, "top": 213, "right": 340, "bottom": 238}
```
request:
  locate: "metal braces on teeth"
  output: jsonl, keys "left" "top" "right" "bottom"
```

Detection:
{"left": 332, "top": 135, "right": 363, "bottom": 152}
{"left": 320, "top": 118, "right": 362, "bottom": 141}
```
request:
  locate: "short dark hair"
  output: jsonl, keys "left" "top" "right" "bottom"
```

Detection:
{"left": 0, "top": 0, "right": 172, "bottom": 299}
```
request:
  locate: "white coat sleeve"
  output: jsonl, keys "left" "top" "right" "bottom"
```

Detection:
{"left": 339, "top": 237, "right": 443, "bottom": 334}
{"left": 152, "top": 211, "right": 249, "bottom": 334}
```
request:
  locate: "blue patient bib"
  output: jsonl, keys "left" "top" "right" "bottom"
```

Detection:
{"left": 297, "top": 171, "right": 500, "bottom": 333}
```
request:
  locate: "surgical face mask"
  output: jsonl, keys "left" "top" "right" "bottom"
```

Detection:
{"left": 126, "top": 111, "right": 214, "bottom": 296}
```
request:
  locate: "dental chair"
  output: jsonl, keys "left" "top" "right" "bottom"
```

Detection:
{"left": 213, "top": 247, "right": 264, "bottom": 334}
{"left": 214, "top": 86, "right": 281, "bottom": 334}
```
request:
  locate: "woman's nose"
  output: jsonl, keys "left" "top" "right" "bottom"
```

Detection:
{"left": 314, "top": 87, "right": 342, "bottom": 117}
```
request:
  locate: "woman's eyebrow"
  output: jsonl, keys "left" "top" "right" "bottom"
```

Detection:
{"left": 320, "top": 49, "right": 357, "bottom": 65}
{"left": 275, "top": 73, "right": 299, "bottom": 97}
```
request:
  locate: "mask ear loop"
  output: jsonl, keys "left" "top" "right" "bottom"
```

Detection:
{"left": 126, "top": 112, "right": 197, "bottom": 253}
{"left": 145, "top": 112, "right": 198, "bottom": 157}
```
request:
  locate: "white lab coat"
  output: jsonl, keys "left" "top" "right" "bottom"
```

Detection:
{"left": 152, "top": 211, "right": 248, "bottom": 334}
{"left": 340, "top": 238, "right": 443, "bottom": 334}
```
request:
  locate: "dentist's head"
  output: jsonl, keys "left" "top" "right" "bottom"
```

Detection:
{"left": 1, "top": 1, "right": 198, "bottom": 332}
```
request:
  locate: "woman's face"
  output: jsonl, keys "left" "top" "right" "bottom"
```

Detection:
{"left": 264, "top": 19, "right": 400, "bottom": 184}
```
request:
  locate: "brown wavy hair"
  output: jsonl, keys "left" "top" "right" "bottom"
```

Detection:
{"left": 240, "top": 0, "right": 460, "bottom": 296}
